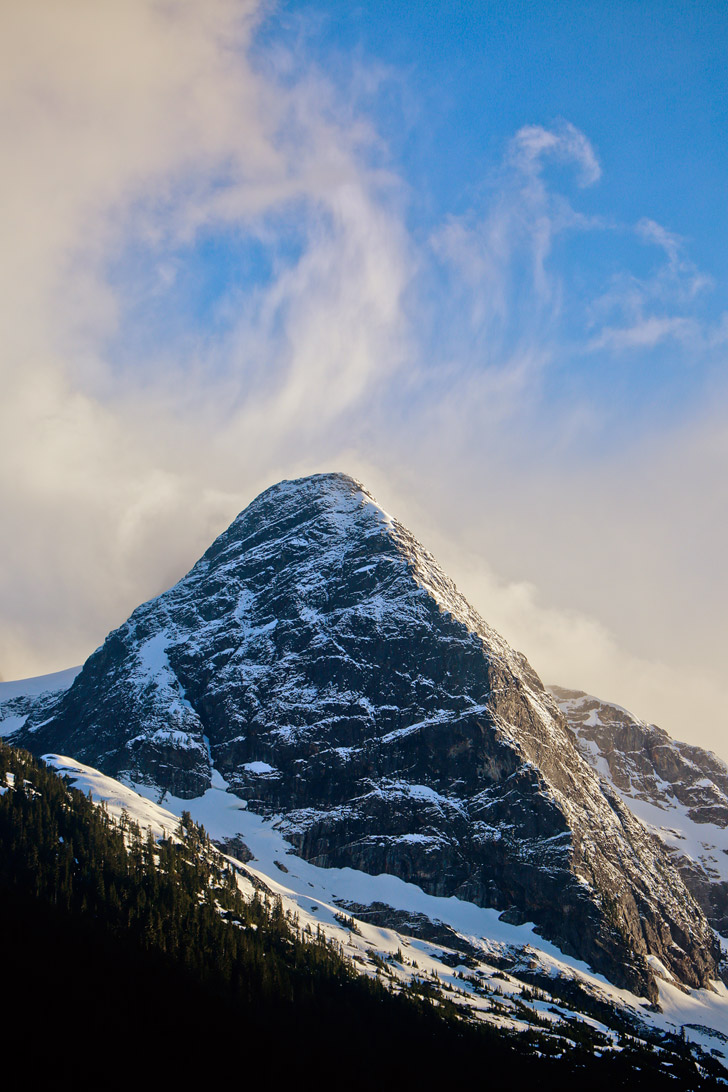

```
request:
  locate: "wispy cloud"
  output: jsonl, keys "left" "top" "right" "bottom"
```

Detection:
{"left": 430, "top": 119, "right": 603, "bottom": 408}
{"left": 589, "top": 314, "right": 698, "bottom": 351}
{"left": 586, "top": 214, "right": 714, "bottom": 354}
{"left": 636, "top": 218, "right": 711, "bottom": 299}
{"left": 508, "top": 120, "right": 602, "bottom": 186}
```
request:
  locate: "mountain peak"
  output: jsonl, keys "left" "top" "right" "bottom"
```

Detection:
{"left": 13, "top": 475, "right": 720, "bottom": 998}
{"left": 200, "top": 470, "right": 392, "bottom": 567}
{"left": 258, "top": 470, "right": 368, "bottom": 496}
{"left": 234, "top": 471, "right": 378, "bottom": 519}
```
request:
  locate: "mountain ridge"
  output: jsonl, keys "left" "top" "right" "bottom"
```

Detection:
{"left": 552, "top": 685, "right": 728, "bottom": 942}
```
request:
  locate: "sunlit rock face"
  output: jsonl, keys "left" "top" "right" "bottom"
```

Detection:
{"left": 16, "top": 472, "right": 719, "bottom": 998}
{"left": 553, "top": 685, "right": 728, "bottom": 940}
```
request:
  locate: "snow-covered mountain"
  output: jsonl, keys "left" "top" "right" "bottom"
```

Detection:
{"left": 0, "top": 665, "right": 80, "bottom": 738}
{"left": 552, "top": 687, "right": 728, "bottom": 940}
{"left": 9, "top": 473, "right": 720, "bottom": 1000}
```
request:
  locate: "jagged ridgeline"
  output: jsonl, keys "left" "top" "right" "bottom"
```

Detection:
{"left": 14, "top": 473, "right": 720, "bottom": 999}
{"left": 1, "top": 742, "right": 721, "bottom": 1090}
{"left": 553, "top": 686, "right": 728, "bottom": 940}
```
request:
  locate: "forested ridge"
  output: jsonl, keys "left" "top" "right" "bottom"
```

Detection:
{"left": 0, "top": 741, "right": 721, "bottom": 1089}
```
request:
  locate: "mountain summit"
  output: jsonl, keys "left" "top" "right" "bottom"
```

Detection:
{"left": 16, "top": 472, "right": 719, "bottom": 998}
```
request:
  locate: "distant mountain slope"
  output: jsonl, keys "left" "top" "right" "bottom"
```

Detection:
{"left": 552, "top": 686, "right": 728, "bottom": 939}
{"left": 0, "top": 665, "right": 80, "bottom": 737}
{"left": 12, "top": 473, "right": 719, "bottom": 997}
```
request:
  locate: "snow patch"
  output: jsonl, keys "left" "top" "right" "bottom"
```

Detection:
{"left": 242, "top": 761, "right": 277, "bottom": 775}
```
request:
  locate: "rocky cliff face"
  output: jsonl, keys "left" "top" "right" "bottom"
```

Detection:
{"left": 552, "top": 686, "right": 728, "bottom": 939}
{"left": 15, "top": 473, "right": 719, "bottom": 998}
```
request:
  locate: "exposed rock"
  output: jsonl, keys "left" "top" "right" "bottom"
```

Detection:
{"left": 552, "top": 686, "right": 728, "bottom": 939}
{"left": 212, "top": 835, "right": 254, "bottom": 864}
{"left": 15, "top": 472, "right": 719, "bottom": 998}
{"left": 334, "top": 900, "right": 483, "bottom": 965}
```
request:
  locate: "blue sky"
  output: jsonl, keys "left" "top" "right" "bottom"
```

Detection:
{"left": 0, "top": 0, "right": 726, "bottom": 752}
{"left": 302, "top": 0, "right": 727, "bottom": 422}
{"left": 112, "top": 0, "right": 727, "bottom": 438}
{"left": 269, "top": 0, "right": 727, "bottom": 238}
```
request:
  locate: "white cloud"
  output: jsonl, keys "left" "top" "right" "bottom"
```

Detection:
{"left": 636, "top": 218, "right": 711, "bottom": 299}
{"left": 430, "top": 120, "right": 604, "bottom": 393}
{"left": 589, "top": 314, "right": 697, "bottom": 350}
{"left": 508, "top": 120, "right": 602, "bottom": 186}
{"left": 586, "top": 213, "right": 714, "bottom": 353}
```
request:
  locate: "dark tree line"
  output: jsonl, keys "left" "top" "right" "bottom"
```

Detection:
{"left": 0, "top": 741, "right": 722, "bottom": 1090}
